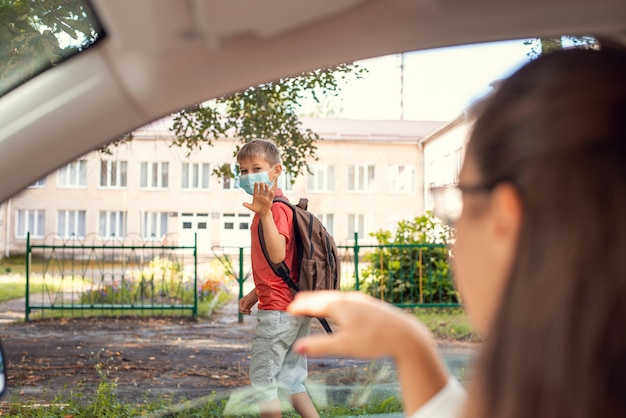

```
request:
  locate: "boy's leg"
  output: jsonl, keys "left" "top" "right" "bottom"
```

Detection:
{"left": 258, "top": 398, "right": 282, "bottom": 418}
{"left": 291, "top": 391, "right": 320, "bottom": 418}
{"left": 276, "top": 315, "right": 319, "bottom": 417}
{"left": 250, "top": 311, "right": 283, "bottom": 411}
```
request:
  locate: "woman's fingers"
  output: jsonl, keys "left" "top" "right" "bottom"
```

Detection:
{"left": 288, "top": 290, "right": 367, "bottom": 318}
{"left": 293, "top": 332, "right": 368, "bottom": 357}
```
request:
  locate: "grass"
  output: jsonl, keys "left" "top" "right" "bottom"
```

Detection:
{"left": 1, "top": 356, "right": 406, "bottom": 418}
{"left": 413, "top": 307, "right": 481, "bottom": 342}
{"left": 0, "top": 274, "right": 78, "bottom": 303}
{"left": 0, "top": 257, "right": 471, "bottom": 417}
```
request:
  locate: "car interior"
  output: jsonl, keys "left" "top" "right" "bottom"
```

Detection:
{"left": 1, "top": 0, "right": 625, "bottom": 415}
{"left": 1, "top": 0, "right": 625, "bottom": 204}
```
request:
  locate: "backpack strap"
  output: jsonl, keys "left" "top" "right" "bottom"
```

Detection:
{"left": 257, "top": 197, "right": 334, "bottom": 334}
{"left": 257, "top": 199, "right": 299, "bottom": 293}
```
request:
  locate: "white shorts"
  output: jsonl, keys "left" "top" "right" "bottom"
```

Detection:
{"left": 249, "top": 310, "right": 312, "bottom": 401}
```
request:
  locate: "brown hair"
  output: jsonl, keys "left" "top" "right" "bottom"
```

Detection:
{"left": 465, "top": 47, "right": 626, "bottom": 418}
{"left": 236, "top": 139, "right": 282, "bottom": 166}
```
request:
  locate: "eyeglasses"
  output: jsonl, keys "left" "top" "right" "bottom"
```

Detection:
{"left": 430, "top": 183, "right": 495, "bottom": 227}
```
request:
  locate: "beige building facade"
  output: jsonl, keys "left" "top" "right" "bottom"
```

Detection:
{"left": 0, "top": 117, "right": 449, "bottom": 257}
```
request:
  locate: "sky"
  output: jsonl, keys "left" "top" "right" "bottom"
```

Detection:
{"left": 301, "top": 38, "right": 533, "bottom": 122}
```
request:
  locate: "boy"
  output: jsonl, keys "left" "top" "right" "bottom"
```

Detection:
{"left": 237, "top": 139, "right": 319, "bottom": 418}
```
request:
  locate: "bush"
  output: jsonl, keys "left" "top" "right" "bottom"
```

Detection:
{"left": 361, "top": 213, "right": 459, "bottom": 304}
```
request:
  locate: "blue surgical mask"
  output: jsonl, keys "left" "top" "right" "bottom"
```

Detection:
{"left": 239, "top": 169, "right": 275, "bottom": 195}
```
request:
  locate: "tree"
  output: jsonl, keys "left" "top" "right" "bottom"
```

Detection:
{"left": 170, "top": 64, "right": 367, "bottom": 182}
{"left": 0, "top": 0, "right": 100, "bottom": 95}
{"left": 1, "top": 1, "right": 366, "bottom": 180}
{"left": 523, "top": 36, "right": 597, "bottom": 60}
{"left": 360, "top": 214, "right": 458, "bottom": 305}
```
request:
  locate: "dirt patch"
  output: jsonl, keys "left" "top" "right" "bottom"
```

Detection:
{"left": 0, "top": 296, "right": 478, "bottom": 406}
{"left": 0, "top": 298, "right": 372, "bottom": 405}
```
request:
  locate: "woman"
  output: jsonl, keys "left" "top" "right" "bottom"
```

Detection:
{"left": 288, "top": 46, "right": 626, "bottom": 418}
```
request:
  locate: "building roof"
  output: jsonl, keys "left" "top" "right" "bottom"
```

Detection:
{"left": 133, "top": 116, "right": 446, "bottom": 144}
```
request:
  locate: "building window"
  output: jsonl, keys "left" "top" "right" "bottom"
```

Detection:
{"left": 222, "top": 163, "right": 240, "bottom": 191}
{"left": 142, "top": 212, "right": 169, "bottom": 239}
{"left": 347, "top": 214, "right": 365, "bottom": 241}
{"left": 28, "top": 178, "right": 46, "bottom": 188}
{"left": 453, "top": 147, "right": 464, "bottom": 183}
{"left": 316, "top": 213, "right": 335, "bottom": 236}
{"left": 277, "top": 170, "right": 295, "bottom": 192}
{"left": 100, "top": 160, "right": 128, "bottom": 188}
{"left": 16, "top": 209, "right": 45, "bottom": 238}
{"left": 57, "top": 210, "right": 86, "bottom": 238}
{"left": 442, "top": 153, "right": 453, "bottom": 185}
{"left": 140, "top": 162, "right": 169, "bottom": 189}
{"left": 57, "top": 160, "right": 87, "bottom": 188}
{"left": 99, "top": 211, "right": 127, "bottom": 238}
{"left": 239, "top": 213, "right": 251, "bottom": 230}
{"left": 387, "top": 164, "right": 417, "bottom": 193}
{"left": 306, "top": 165, "right": 335, "bottom": 192}
{"left": 223, "top": 213, "right": 235, "bottom": 229}
{"left": 182, "top": 162, "right": 210, "bottom": 190}
{"left": 348, "top": 165, "right": 376, "bottom": 192}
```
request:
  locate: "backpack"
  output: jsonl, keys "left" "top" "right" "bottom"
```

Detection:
{"left": 258, "top": 196, "right": 341, "bottom": 333}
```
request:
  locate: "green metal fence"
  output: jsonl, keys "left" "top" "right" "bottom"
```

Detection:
{"left": 226, "top": 235, "right": 459, "bottom": 324}
{"left": 337, "top": 237, "right": 459, "bottom": 308}
{"left": 25, "top": 232, "right": 198, "bottom": 321}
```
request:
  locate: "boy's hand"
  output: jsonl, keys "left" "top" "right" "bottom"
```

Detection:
{"left": 242, "top": 182, "right": 274, "bottom": 214}
{"left": 239, "top": 290, "right": 259, "bottom": 315}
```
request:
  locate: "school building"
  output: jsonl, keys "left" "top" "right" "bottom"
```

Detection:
{"left": 0, "top": 116, "right": 469, "bottom": 257}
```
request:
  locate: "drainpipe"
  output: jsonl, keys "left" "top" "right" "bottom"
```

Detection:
{"left": 4, "top": 198, "right": 10, "bottom": 258}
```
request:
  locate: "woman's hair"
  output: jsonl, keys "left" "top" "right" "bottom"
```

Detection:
{"left": 465, "top": 47, "right": 626, "bottom": 418}
{"left": 236, "top": 139, "right": 282, "bottom": 166}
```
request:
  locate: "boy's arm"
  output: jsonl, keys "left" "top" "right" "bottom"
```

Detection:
{"left": 239, "top": 288, "right": 259, "bottom": 315}
{"left": 242, "top": 183, "right": 287, "bottom": 264}
{"left": 259, "top": 211, "right": 287, "bottom": 264}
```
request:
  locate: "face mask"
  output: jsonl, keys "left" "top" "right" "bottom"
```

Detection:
{"left": 239, "top": 168, "right": 275, "bottom": 195}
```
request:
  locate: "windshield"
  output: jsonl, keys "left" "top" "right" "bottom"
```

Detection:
{"left": 0, "top": 0, "right": 104, "bottom": 97}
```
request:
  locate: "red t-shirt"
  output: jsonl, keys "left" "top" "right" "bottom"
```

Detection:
{"left": 250, "top": 191, "right": 298, "bottom": 311}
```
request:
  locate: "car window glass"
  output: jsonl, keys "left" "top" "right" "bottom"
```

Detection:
{"left": 0, "top": 0, "right": 104, "bottom": 97}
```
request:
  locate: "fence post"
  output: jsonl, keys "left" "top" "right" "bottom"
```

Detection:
{"left": 25, "top": 232, "right": 30, "bottom": 322}
{"left": 353, "top": 233, "right": 360, "bottom": 291}
{"left": 238, "top": 247, "right": 244, "bottom": 324}
{"left": 193, "top": 233, "right": 198, "bottom": 319}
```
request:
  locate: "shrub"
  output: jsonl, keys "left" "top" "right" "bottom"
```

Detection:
{"left": 361, "top": 213, "right": 459, "bottom": 304}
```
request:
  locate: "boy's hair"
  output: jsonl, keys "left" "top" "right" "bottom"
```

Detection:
{"left": 236, "top": 139, "right": 282, "bottom": 166}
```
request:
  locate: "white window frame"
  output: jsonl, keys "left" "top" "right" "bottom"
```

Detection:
{"left": 100, "top": 160, "right": 128, "bottom": 188}
{"left": 277, "top": 170, "right": 295, "bottom": 192}
{"left": 28, "top": 178, "right": 46, "bottom": 188}
{"left": 453, "top": 147, "right": 464, "bottom": 183}
{"left": 222, "top": 163, "right": 240, "bottom": 191}
{"left": 142, "top": 211, "right": 169, "bottom": 239}
{"left": 316, "top": 213, "right": 335, "bottom": 236}
{"left": 99, "top": 211, "right": 127, "bottom": 238}
{"left": 16, "top": 209, "right": 45, "bottom": 238}
{"left": 347, "top": 213, "right": 375, "bottom": 243}
{"left": 57, "top": 210, "right": 86, "bottom": 238}
{"left": 348, "top": 164, "right": 376, "bottom": 193}
{"left": 182, "top": 162, "right": 211, "bottom": 190}
{"left": 57, "top": 160, "right": 87, "bottom": 188}
{"left": 306, "top": 164, "right": 335, "bottom": 193}
{"left": 387, "top": 164, "right": 417, "bottom": 193}
{"left": 140, "top": 162, "right": 169, "bottom": 189}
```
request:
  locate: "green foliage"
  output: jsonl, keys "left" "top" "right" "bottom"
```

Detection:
{"left": 78, "top": 257, "right": 233, "bottom": 310}
{"left": 361, "top": 213, "right": 458, "bottom": 304}
{"left": 3, "top": 349, "right": 170, "bottom": 417}
{"left": 523, "top": 36, "right": 597, "bottom": 60}
{"left": 170, "top": 63, "right": 367, "bottom": 182}
{"left": 0, "top": 0, "right": 101, "bottom": 95}
{"left": 3, "top": 359, "right": 405, "bottom": 417}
